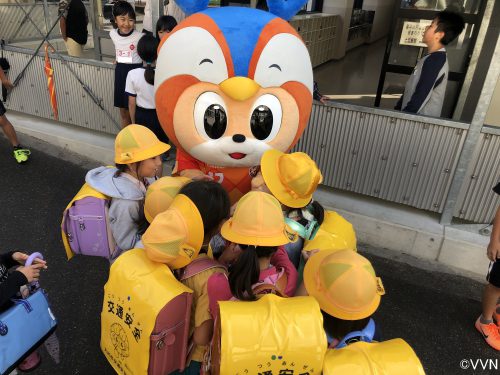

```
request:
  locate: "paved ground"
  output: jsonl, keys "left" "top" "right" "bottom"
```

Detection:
{"left": 0, "top": 134, "right": 498, "bottom": 375}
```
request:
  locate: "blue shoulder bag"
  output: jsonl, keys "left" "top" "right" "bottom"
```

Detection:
{"left": 0, "top": 252, "right": 57, "bottom": 375}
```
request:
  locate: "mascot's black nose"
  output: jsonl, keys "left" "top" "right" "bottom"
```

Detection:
{"left": 232, "top": 134, "right": 246, "bottom": 143}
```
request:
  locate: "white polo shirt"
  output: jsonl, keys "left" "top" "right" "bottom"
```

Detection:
{"left": 110, "top": 29, "right": 142, "bottom": 64}
{"left": 125, "top": 68, "right": 156, "bottom": 109}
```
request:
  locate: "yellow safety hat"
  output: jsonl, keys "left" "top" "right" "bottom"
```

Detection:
{"left": 304, "top": 249, "right": 385, "bottom": 320}
{"left": 144, "top": 176, "right": 191, "bottom": 223}
{"left": 260, "top": 149, "right": 323, "bottom": 208}
{"left": 115, "top": 124, "right": 170, "bottom": 164}
{"left": 142, "top": 194, "right": 204, "bottom": 269}
{"left": 221, "top": 191, "right": 296, "bottom": 246}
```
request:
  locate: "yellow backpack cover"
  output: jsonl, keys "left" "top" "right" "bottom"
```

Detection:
{"left": 323, "top": 339, "right": 425, "bottom": 375}
{"left": 213, "top": 294, "right": 327, "bottom": 374}
{"left": 303, "top": 210, "right": 357, "bottom": 251}
{"left": 101, "top": 249, "right": 193, "bottom": 375}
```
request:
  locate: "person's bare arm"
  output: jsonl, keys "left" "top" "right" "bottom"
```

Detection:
{"left": 0, "top": 69, "right": 13, "bottom": 90}
{"left": 128, "top": 96, "right": 136, "bottom": 124}
{"left": 60, "top": 16, "right": 67, "bottom": 41}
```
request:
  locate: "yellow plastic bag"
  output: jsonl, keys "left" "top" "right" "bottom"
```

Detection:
{"left": 323, "top": 339, "right": 425, "bottom": 375}
{"left": 101, "top": 249, "right": 193, "bottom": 375}
{"left": 215, "top": 294, "right": 327, "bottom": 374}
{"left": 303, "top": 210, "right": 357, "bottom": 252}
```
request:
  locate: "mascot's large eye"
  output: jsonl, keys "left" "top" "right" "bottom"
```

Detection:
{"left": 194, "top": 92, "right": 228, "bottom": 140}
{"left": 250, "top": 94, "right": 282, "bottom": 141}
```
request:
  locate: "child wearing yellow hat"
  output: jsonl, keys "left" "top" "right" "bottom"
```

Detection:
{"left": 143, "top": 175, "right": 191, "bottom": 223}
{"left": 85, "top": 124, "right": 170, "bottom": 259}
{"left": 258, "top": 149, "right": 357, "bottom": 277}
{"left": 144, "top": 180, "right": 230, "bottom": 375}
{"left": 206, "top": 191, "right": 298, "bottom": 319}
{"left": 301, "top": 249, "right": 385, "bottom": 348}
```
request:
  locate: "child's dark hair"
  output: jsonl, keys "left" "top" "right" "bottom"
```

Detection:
{"left": 229, "top": 245, "right": 277, "bottom": 301}
{"left": 137, "top": 35, "right": 158, "bottom": 85}
{"left": 112, "top": 1, "right": 136, "bottom": 21}
{"left": 292, "top": 200, "right": 325, "bottom": 227}
{"left": 179, "top": 180, "right": 230, "bottom": 239}
{"left": 155, "top": 15, "right": 178, "bottom": 40}
{"left": 322, "top": 310, "right": 370, "bottom": 341}
{"left": 435, "top": 11, "right": 465, "bottom": 45}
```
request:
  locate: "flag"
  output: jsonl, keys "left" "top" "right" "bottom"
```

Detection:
{"left": 44, "top": 43, "right": 58, "bottom": 120}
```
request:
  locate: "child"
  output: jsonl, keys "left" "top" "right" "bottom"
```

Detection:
{"left": 110, "top": 1, "right": 143, "bottom": 128}
{"left": 300, "top": 249, "right": 384, "bottom": 348}
{"left": 207, "top": 191, "right": 298, "bottom": 312}
{"left": 476, "top": 181, "right": 500, "bottom": 350}
{"left": 155, "top": 180, "right": 230, "bottom": 374}
{"left": 125, "top": 34, "right": 169, "bottom": 152}
{"left": 0, "top": 68, "right": 30, "bottom": 163}
{"left": 1, "top": 251, "right": 47, "bottom": 371}
{"left": 257, "top": 150, "right": 356, "bottom": 268}
{"left": 85, "top": 124, "right": 169, "bottom": 260}
{"left": 395, "top": 11, "right": 464, "bottom": 117}
{"left": 155, "top": 15, "right": 177, "bottom": 41}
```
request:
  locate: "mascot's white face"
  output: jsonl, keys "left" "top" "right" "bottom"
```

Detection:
{"left": 154, "top": 6, "right": 313, "bottom": 168}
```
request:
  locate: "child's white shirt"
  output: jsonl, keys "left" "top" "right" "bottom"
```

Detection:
{"left": 125, "top": 68, "right": 156, "bottom": 109}
{"left": 109, "top": 29, "right": 142, "bottom": 64}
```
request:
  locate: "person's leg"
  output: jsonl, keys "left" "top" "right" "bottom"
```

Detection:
{"left": 481, "top": 283, "right": 500, "bottom": 322}
{"left": 65, "top": 38, "right": 83, "bottom": 58}
{"left": 119, "top": 108, "right": 131, "bottom": 128}
{"left": 0, "top": 113, "right": 20, "bottom": 147}
{"left": 476, "top": 262, "right": 500, "bottom": 350}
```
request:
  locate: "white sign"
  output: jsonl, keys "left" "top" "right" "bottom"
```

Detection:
{"left": 400, "top": 20, "right": 432, "bottom": 47}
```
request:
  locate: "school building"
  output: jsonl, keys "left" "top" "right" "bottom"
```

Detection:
{"left": 0, "top": 0, "right": 499, "bottom": 277}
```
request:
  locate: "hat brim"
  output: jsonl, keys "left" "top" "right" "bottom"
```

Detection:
{"left": 261, "top": 149, "right": 312, "bottom": 208}
{"left": 220, "top": 219, "right": 292, "bottom": 247}
{"left": 303, "top": 249, "right": 380, "bottom": 320}
{"left": 115, "top": 141, "right": 171, "bottom": 164}
{"left": 168, "top": 194, "right": 204, "bottom": 269}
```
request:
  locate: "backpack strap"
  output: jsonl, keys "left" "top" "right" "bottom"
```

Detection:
{"left": 180, "top": 257, "right": 226, "bottom": 281}
{"left": 335, "top": 318, "right": 376, "bottom": 349}
{"left": 251, "top": 268, "right": 288, "bottom": 298}
{"left": 252, "top": 282, "right": 287, "bottom": 298}
{"left": 61, "top": 183, "right": 110, "bottom": 260}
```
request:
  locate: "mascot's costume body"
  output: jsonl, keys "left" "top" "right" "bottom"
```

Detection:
{"left": 155, "top": 0, "right": 313, "bottom": 203}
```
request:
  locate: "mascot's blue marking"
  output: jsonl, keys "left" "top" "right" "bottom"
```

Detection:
{"left": 202, "top": 7, "right": 277, "bottom": 77}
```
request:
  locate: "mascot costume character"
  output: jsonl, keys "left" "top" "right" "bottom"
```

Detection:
{"left": 155, "top": 0, "right": 313, "bottom": 203}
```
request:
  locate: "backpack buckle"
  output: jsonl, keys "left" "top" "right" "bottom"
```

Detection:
{"left": 79, "top": 222, "right": 85, "bottom": 231}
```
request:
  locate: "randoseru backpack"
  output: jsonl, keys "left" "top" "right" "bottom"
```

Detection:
{"left": 61, "top": 183, "right": 116, "bottom": 260}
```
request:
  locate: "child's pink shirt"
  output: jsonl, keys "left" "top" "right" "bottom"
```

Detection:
{"left": 207, "top": 246, "right": 298, "bottom": 319}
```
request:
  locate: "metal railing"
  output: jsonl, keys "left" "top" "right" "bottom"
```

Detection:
{"left": 2, "top": 45, "right": 499, "bottom": 223}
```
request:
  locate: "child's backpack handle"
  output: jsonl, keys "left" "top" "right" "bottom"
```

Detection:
{"left": 25, "top": 252, "right": 43, "bottom": 266}
{"left": 335, "top": 318, "right": 376, "bottom": 349}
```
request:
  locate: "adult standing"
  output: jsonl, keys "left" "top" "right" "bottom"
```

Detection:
{"left": 59, "top": 0, "right": 89, "bottom": 57}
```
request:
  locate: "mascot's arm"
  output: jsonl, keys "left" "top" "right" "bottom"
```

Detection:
{"left": 173, "top": 148, "right": 213, "bottom": 181}
{"left": 250, "top": 172, "right": 267, "bottom": 192}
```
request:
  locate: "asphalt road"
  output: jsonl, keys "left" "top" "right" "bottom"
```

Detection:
{"left": 0, "top": 135, "right": 497, "bottom": 375}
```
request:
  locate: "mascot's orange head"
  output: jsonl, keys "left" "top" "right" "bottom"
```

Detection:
{"left": 155, "top": 0, "right": 313, "bottom": 168}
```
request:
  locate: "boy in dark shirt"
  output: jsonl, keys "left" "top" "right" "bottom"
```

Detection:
{"left": 395, "top": 11, "right": 464, "bottom": 117}
{"left": 475, "top": 182, "right": 500, "bottom": 351}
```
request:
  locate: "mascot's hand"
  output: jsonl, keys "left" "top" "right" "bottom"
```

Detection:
{"left": 179, "top": 169, "right": 214, "bottom": 181}
{"left": 251, "top": 173, "right": 269, "bottom": 193}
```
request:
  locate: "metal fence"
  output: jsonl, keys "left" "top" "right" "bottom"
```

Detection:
{"left": 2, "top": 45, "right": 499, "bottom": 223}
{"left": 3, "top": 46, "right": 120, "bottom": 133}
{"left": 0, "top": 1, "right": 92, "bottom": 43}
